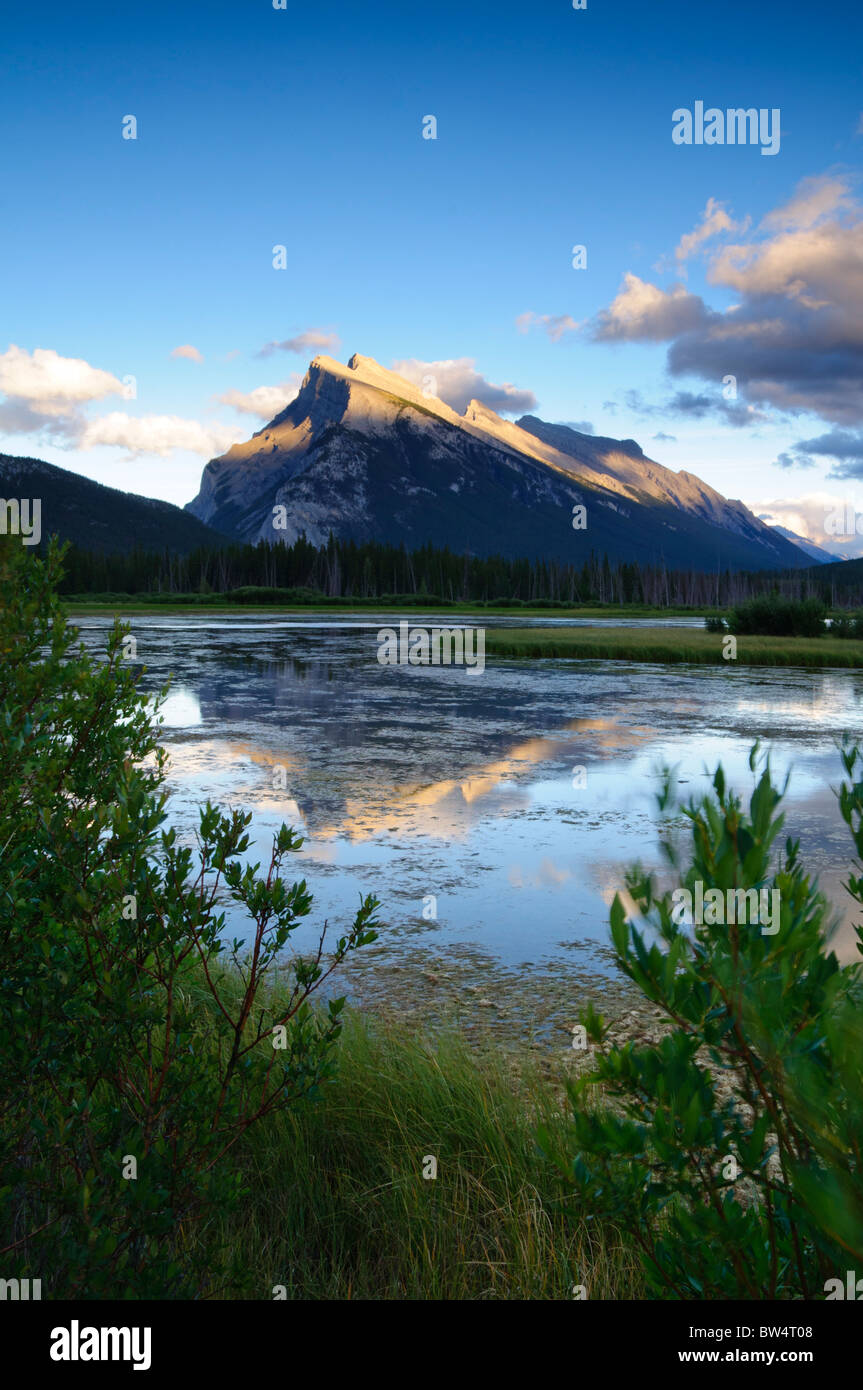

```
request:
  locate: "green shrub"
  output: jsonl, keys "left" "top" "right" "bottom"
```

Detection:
{"left": 226, "top": 584, "right": 326, "bottom": 604}
{"left": 542, "top": 743, "right": 863, "bottom": 1298}
{"left": 704, "top": 615, "right": 726, "bottom": 633}
{"left": 0, "top": 539, "right": 379, "bottom": 1298}
{"left": 728, "top": 595, "right": 827, "bottom": 637}
{"left": 830, "top": 614, "right": 863, "bottom": 640}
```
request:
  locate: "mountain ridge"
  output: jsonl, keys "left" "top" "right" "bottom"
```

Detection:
{"left": 0, "top": 453, "right": 229, "bottom": 555}
{"left": 186, "top": 353, "right": 811, "bottom": 572}
{"left": 770, "top": 525, "right": 839, "bottom": 565}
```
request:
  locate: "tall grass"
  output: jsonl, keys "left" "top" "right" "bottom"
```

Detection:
{"left": 485, "top": 626, "right": 863, "bottom": 667}
{"left": 64, "top": 598, "right": 709, "bottom": 618}
{"left": 201, "top": 1010, "right": 635, "bottom": 1300}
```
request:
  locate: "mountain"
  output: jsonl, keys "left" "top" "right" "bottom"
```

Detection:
{"left": 186, "top": 353, "right": 812, "bottom": 571}
{"left": 768, "top": 525, "right": 838, "bottom": 565}
{"left": 0, "top": 453, "right": 228, "bottom": 554}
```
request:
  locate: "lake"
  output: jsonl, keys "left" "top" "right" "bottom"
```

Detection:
{"left": 74, "top": 612, "right": 863, "bottom": 1045}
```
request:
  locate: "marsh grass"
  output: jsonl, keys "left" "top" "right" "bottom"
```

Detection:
{"left": 193, "top": 1003, "right": 636, "bottom": 1300}
{"left": 63, "top": 599, "right": 710, "bottom": 618}
{"left": 485, "top": 626, "right": 863, "bottom": 667}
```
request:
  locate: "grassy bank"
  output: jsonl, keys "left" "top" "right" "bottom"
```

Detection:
{"left": 62, "top": 598, "right": 710, "bottom": 619}
{"left": 485, "top": 625, "right": 863, "bottom": 667}
{"left": 204, "top": 1010, "right": 633, "bottom": 1300}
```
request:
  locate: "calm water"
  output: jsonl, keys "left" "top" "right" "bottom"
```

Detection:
{"left": 75, "top": 614, "right": 863, "bottom": 976}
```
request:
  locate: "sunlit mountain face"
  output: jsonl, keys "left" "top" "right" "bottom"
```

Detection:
{"left": 186, "top": 354, "right": 812, "bottom": 571}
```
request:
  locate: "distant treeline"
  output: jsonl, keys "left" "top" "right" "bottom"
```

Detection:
{"left": 54, "top": 533, "right": 861, "bottom": 608}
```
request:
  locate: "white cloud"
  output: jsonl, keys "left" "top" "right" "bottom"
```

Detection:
{"left": 0, "top": 344, "right": 123, "bottom": 415}
{"left": 171, "top": 344, "right": 204, "bottom": 363}
{"left": 389, "top": 356, "right": 537, "bottom": 415}
{"left": 79, "top": 413, "right": 242, "bottom": 458}
{"left": 588, "top": 173, "right": 863, "bottom": 430}
{"left": 516, "top": 312, "right": 579, "bottom": 342}
{"left": 0, "top": 343, "right": 256, "bottom": 464}
{"left": 748, "top": 491, "right": 863, "bottom": 557}
{"left": 760, "top": 174, "right": 853, "bottom": 232}
{"left": 591, "top": 274, "right": 710, "bottom": 342}
{"left": 257, "top": 330, "right": 340, "bottom": 358}
{"left": 749, "top": 492, "right": 838, "bottom": 540}
{"left": 217, "top": 377, "right": 302, "bottom": 420}
{"left": 675, "top": 198, "right": 744, "bottom": 263}
{"left": 707, "top": 207, "right": 863, "bottom": 311}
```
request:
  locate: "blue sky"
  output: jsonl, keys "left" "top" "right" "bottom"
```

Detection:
{"left": 3, "top": 0, "right": 863, "bottom": 551}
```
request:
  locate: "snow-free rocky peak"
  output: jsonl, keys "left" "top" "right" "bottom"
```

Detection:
{"left": 185, "top": 353, "right": 813, "bottom": 571}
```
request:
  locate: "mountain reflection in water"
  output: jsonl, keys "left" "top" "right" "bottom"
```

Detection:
{"left": 76, "top": 613, "right": 863, "bottom": 974}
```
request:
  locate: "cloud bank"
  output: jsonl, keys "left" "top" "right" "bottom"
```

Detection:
{"left": 390, "top": 356, "right": 537, "bottom": 415}
{"left": 0, "top": 345, "right": 241, "bottom": 458}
